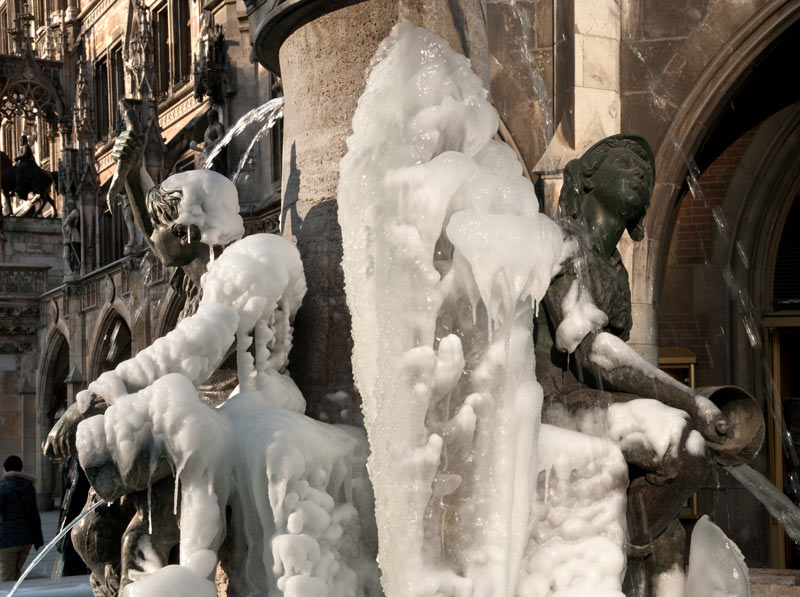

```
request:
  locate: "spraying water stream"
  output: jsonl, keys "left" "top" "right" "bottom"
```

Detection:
{"left": 202, "top": 97, "right": 285, "bottom": 170}
{"left": 7, "top": 499, "right": 108, "bottom": 597}
{"left": 507, "top": 0, "right": 553, "bottom": 148}
{"left": 231, "top": 106, "right": 284, "bottom": 185}
{"left": 727, "top": 464, "right": 800, "bottom": 544}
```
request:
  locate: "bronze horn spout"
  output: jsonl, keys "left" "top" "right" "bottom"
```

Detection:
{"left": 696, "top": 385, "right": 765, "bottom": 466}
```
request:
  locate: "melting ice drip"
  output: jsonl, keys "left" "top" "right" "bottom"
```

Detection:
{"left": 339, "top": 22, "right": 629, "bottom": 597}
{"left": 74, "top": 173, "right": 377, "bottom": 597}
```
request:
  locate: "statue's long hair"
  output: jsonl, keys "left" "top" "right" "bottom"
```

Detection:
{"left": 557, "top": 135, "right": 655, "bottom": 242}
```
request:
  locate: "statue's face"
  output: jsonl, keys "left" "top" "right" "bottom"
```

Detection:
{"left": 591, "top": 147, "right": 652, "bottom": 222}
{"left": 146, "top": 186, "right": 204, "bottom": 267}
{"left": 151, "top": 222, "right": 203, "bottom": 267}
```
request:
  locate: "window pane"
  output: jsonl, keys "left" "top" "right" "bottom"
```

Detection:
{"left": 94, "top": 57, "right": 109, "bottom": 141}
{"left": 0, "top": 10, "right": 7, "bottom": 54}
{"left": 110, "top": 46, "right": 125, "bottom": 132}
{"left": 171, "top": 0, "right": 191, "bottom": 84}
{"left": 153, "top": 6, "right": 169, "bottom": 96}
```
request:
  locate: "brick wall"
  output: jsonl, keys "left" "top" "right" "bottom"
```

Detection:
{"left": 658, "top": 127, "right": 757, "bottom": 382}
{"left": 674, "top": 128, "right": 757, "bottom": 266}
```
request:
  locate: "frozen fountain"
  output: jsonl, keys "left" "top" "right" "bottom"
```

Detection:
{"left": 34, "top": 3, "right": 788, "bottom": 597}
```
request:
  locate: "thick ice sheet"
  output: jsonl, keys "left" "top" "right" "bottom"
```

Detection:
{"left": 338, "top": 21, "right": 627, "bottom": 597}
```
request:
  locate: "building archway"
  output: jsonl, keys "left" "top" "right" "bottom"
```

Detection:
{"left": 656, "top": 98, "right": 800, "bottom": 568}
{"left": 635, "top": 0, "right": 800, "bottom": 325}
{"left": 36, "top": 329, "right": 69, "bottom": 506}
{"left": 157, "top": 288, "right": 186, "bottom": 338}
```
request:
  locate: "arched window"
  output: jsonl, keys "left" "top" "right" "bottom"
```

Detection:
{"left": 47, "top": 335, "right": 69, "bottom": 422}
{"left": 91, "top": 312, "right": 132, "bottom": 379}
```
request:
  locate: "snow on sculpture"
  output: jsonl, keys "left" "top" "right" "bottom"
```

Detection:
{"left": 338, "top": 21, "right": 629, "bottom": 596}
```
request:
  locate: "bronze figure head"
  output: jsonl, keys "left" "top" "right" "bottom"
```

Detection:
{"left": 558, "top": 134, "right": 655, "bottom": 242}
{"left": 145, "top": 184, "right": 204, "bottom": 267}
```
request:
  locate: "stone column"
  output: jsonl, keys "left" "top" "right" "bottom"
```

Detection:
{"left": 275, "top": 0, "right": 489, "bottom": 423}
{"left": 618, "top": 234, "right": 659, "bottom": 364}
{"left": 534, "top": 0, "right": 622, "bottom": 188}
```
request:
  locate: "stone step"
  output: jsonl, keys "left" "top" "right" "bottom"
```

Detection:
{"left": 752, "top": 568, "right": 800, "bottom": 596}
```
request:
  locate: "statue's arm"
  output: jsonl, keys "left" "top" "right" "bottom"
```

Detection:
{"left": 43, "top": 395, "right": 108, "bottom": 461}
{"left": 62, "top": 209, "right": 76, "bottom": 230}
{"left": 122, "top": 159, "right": 156, "bottom": 253}
{"left": 544, "top": 271, "right": 728, "bottom": 442}
{"left": 109, "top": 101, "right": 157, "bottom": 253}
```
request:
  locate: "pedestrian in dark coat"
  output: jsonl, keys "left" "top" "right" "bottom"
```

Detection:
{"left": 0, "top": 455, "right": 44, "bottom": 581}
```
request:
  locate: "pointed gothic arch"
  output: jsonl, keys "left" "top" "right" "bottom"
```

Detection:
{"left": 36, "top": 327, "right": 69, "bottom": 504}
{"left": 0, "top": 46, "right": 64, "bottom": 125}
{"left": 642, "top": 0, "right": 800, "bottom": 304}
{"left": 89, "top": 308, "right": 132, "bottom": 380}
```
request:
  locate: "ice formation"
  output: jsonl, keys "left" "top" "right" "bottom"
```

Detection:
{"left": 160, "top": 170, "right": 245, "bottom": 259}
{"left": 653, "top": 564, "right": 686, "bottom": 597}
{"left": 338, "top": 21, "right": 627, "bottom": 596}
{"left": 77, "top": 234, "right": 305, "bottom": 410}
{"left": 555, "top": 279, "right": 608, "bottom": 354}
{"left": 75, "top": 231, "right": 377, "bottom": 595}
{"left": 686, "top": 516, "right": 750, "bottom": 597}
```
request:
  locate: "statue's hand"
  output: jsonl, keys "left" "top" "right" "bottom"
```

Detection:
{"left": 43, "top": 403, "right": 83, "bottom": 461}
{"left": 43, "top": 392, "right": 108, "bottom": 461}
{"left": 692, "top": 395, "right": 731, "bottom": 444}
{"left": 108, "top": 100, "right": 150, "bottom": 211}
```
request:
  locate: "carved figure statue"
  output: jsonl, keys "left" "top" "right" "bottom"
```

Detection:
{"left": 535, "top": 134, "right": 763, "bottom": 593}
{"left": 45, "top": 101, "right": 218, "bottom": 594}
{"left": 190, "top": 108, "right": 226, "bottom": 174}
{"left": 14, "top": 136, "right": 43, "bottom": 211}
{"left": 15, "top": 134, "right": 34, "bottom": 166}
{"left": 62, "top": 199, "right": 81, "bottom": 274}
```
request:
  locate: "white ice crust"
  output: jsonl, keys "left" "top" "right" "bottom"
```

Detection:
{"left": 607, "top": 400, "right": 690, "bottom": 460}
{"left": 161, "top": 169, "right": 245, "bottom": 256}
{"left": 590, "top": 332, "right": 693, "bottom": 395}
{"left": 654, "top": 563, "right": 686, "bottom": 597}
{"left": 76, "top": 233, "right": 378, "bottom": 596}
{"left": 555, "top": 279, "right": 608, "bottom": 354}
{"left": 338, "top": 21, "right": 628, "bottom": 597}
{"left": 79, "top": 234, "right": 306, "bottom": 408}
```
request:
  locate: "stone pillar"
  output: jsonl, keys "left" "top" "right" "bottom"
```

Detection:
{"left": 276, "top": 0, "right": 489, "bottom": 423}
{"left": 618, "top": 234, "right": 659, "bottom": 364}
{"left": 534, "top": 0, "right": 622, "bottom": 196}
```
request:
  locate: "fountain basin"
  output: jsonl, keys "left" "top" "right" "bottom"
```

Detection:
{"left": 0, "top": 577, "right": 92, "bottom": 597}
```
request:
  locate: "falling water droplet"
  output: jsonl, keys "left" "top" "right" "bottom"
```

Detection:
{"left": 735, "top": 240, "right": 750, "bottom": 269}
{"left": 712, "top": 206, "right": 728, "bottom": 237}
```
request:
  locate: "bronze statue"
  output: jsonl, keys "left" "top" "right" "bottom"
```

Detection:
{"left": 45, "top": 99, "right": 238, "bottom": 595}
{"left": 535, "top": 134, "right": 763, "bottom": 593}
{"left": 0, "top": 137, "right": 57, "bottom": 217}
